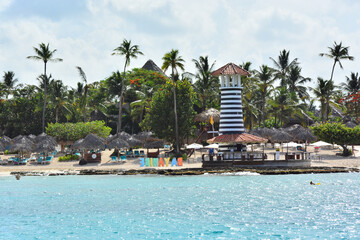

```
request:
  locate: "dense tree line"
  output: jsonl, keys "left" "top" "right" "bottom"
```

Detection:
{"left": 1, "top": 40, "right": 359, "bottom": 151}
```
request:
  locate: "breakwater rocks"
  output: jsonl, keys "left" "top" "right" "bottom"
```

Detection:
{"left": 10, "top": 167, "right": 360, "bottom": 176}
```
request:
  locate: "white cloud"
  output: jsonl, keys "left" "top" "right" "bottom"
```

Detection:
{"left": 0, "top": 0, "right": 12, "bottom": 12}
{"left": 0, "top": 0, "right": 359, "bottom": 91}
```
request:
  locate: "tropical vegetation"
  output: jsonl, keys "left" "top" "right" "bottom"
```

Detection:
{"left": 1, "top": 40, "right": 359, "bottom": 153}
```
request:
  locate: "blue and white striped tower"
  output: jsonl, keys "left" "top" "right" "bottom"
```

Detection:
{"left": 212, "top": 63, "right": 250, "bottom": 135}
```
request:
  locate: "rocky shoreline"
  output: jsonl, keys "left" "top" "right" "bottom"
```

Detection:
{"left": 9, "top": 166, "right": 360, "bottom": 176}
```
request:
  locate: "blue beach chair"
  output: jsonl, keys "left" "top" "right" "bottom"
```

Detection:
{"left": 133, "top": 150, "right": 140, "bottom": 158}
{"left": 111, "top": 156, "right": 118, "bottom": 163}
{"left": 120, "top": 155, "right": 127, "bottom": 161}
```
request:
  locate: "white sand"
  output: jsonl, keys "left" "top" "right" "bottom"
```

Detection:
{"left": 0, "top": 146, "right": 359, "bottom": 174}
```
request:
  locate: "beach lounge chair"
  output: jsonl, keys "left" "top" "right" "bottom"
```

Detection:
{"left": 126, "top": 151, "right": 133, "bottom": 158}
{"left": 111, "top": 156, "right": 118, "bottom": 163}
{"left": 120, "top": 155, "right": 127, "bottom": 161}
{"left": 44, "top": 156, "right": 53, "bottom": 164}
{"left": 133, "top": 150, "right": 140, "bottom": 158}
{"left": 36, "top": 157, "right": 44, "bottom": 164}
{"left": 120, "top": 150, "right": 126, "bottom": 155}
{"left": 139, "top": 150, "right": 145, "bottom": 157}
{"left": 20, "top": 158, "right": 28, "bottom": 165}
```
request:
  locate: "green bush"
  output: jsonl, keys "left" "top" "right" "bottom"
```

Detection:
{"left": 58, "top": 154, "right": 79, "bottom": 162}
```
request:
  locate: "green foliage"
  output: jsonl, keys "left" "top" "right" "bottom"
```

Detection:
{"left": 142, "top": 79, "right": 196, "bottom": 146}
{"left": 58, "top": 154, "right": 79, "bottom": 161}
{"left": 311, "top": 122, "right": 360, "bottom": 156}
{"left": 46, "top": 120, "right": 111, "bottom": 141}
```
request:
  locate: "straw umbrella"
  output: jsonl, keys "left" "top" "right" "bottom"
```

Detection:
{"left": 9, "top": 137, "right": 34, "bottom": 159}
{"left": 76, "top": 133, "right": 105, "bottom": 150}
{"left": 71, "top": 139, "right": 84, "bottom": 150}
{"left": 107, "top": 138, "right": 130, "bottom": 149}
{"left": 35, "top": 133, "right": 57, "bottom": 146}
{"left": 144, "top": 141, "right": 164, "bottom": 149}
{"left": 194, "top": 108, "right": 220, "bottom": 123}
{"left": 284, "top": 124, "right": 306, "bottom": 137}
{"left": 127, "top": 136, "right": 142, "bottom": 147}
{"left": 33, "top": 140, "right": 56, "bottom": 153}
{"left": 134, "top": 131, "right": 153, "bottom": 142}
{"left": 293, "top": 130, "right": 317, "bottom": 143}
{"left": 270, "top": 131, "right": 293, "bottom": 152}
{"left": 108, "top": 138, "right": 130, "bottom": 159}
{"left": 0, "top": 142, "right": 5, "bottom": 152}
{"left": 0, "top": 136, "right": 12, "bottom": 148}
{"left": 345, "top": 121, "right": 357, "bottom": 128}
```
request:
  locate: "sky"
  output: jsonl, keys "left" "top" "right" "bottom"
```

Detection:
{"left": 0, "top": 0, "right": 360, "bottom": 89}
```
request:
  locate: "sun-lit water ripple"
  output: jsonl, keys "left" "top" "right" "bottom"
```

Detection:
{"left": 1, "top": 173, "right": 360, "bottom": 239}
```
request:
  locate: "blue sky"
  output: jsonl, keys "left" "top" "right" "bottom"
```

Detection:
{"left": 1, "top": 0, "right": 360, "bottom": 90}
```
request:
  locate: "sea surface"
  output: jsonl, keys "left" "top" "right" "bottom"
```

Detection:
{"left": 1, "top": 172, "right": 360, "bottom": 239}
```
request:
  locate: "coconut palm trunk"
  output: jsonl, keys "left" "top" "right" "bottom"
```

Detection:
{"left": 171, "top": 69, "right": 180, "bottom": 153}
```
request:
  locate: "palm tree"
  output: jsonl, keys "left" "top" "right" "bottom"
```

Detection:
{"left": 162, "top": 49, "right": 185, "bottom": 153}
{"left": 311, "top": 78, "right": 336, "bottom": 121}
{"left": 342, "top": 72, "right": 360, "bottom": 95}
{"left": 191, "top": 56, "right": 219, "bottom": 111}
{"left": 112, "top": 39, "right": 143, "bottom": 133}
{"left": 268, "top": 87, "right": 302, "bottom": 127}
{"left": 254, "top": 65, "right": 274, "bottom": 126}
{"left": 76, "top": 66, "right": 89, "bottom": 122}
{"left": 319, "top": 41, "right": 354, "bottom": 82}
{"left": 287, "top": 65, "right": 311, "bottom": 100}
{"left": 2, "top": 71, "right": 18, "bottom": 99}
{"left": 270, "top": 50, "right": 298, "bottom": 87}
{"left": 37, "top": 74, "right": 53, "bottom": 128}
{"left": 27, "top": 43, "right": 63, "bottom": 132}
{"left": 48, "top": 79, "right": 67, "bottom": 123}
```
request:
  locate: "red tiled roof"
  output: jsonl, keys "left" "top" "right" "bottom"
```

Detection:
{"left": 207, "top": 133, "right": 268, "bottom": 144}
{"left": 211, "top": 63, "right": 250, "bottom": 76}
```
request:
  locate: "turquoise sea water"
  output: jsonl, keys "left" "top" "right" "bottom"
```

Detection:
{"left": 1, "top": 173, "right": 360, "bottom": 239}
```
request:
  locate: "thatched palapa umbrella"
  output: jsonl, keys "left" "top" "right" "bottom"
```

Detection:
{"left": 0, "top": 136, "right": 12, "bottom": 148}
{"left": 33, "top": 140, "right": 56, "bottom": 153}
{"left": 144, "top": 141, "right": 164, "bottom": 149}
{"left": 35, "top": 133, "right": 57, "bottom": 146}
{"left": 345, "top": 121, "right": 357, "bottom": 128}
{"left": 71, "top": 139, "right": 84, "bottom": 150}
{"left": 253, "top": 127, "right": 277, "bottom": 139}
{"left": 284, "top": 124, "right": 306, "bottom": 136}
{"left": 75, "top": 134, "right": 105, "bottom": 150}
{"left": 270, "top": 131, "right": 293, "bottom": 143}
{"left": 0, "top": 142, "right": 5, "bottom": 152}
{"left": 107, "top": 138, "right": 130, "bottom": 149}
{"left": 127, "top": 136, "right": 142, "bottom": 147}
{"left": 194, "top": 108, "right": 220, "bottom": 123}
{"left": 134, "top": 131, "right": 153, "bottom": 142}
{"left": 293, "top": 130, "right": 317, "bottom": 143}
{"left": 9, "top": 137, "right": 34, "bottom": 159}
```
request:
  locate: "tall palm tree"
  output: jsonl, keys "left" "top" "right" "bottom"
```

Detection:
{"left": 342, "top": 72, "right": 360, "bottom": 95}
{"left": 287, "top": 65, "right": 311, "bottom": 100}
{"left": 270, "top": 49, "right": 298, "bottom": 87}
{"left": 191, "top": 56, "right": 218, "bottom": 111}
{"left": 37, "top": 74, "right": 53, "bottom": 128}
{"left": 76, "top": 66, "right": 89, "bottom": 122}
{"left": 162, "top": 49, "right": 185, "bottom": 153}
{"left": 311, "top": 77, "right": 336, "bottom": 121}
{"left": 27, "top": 43, "right": 63, "bottom": 132}
{"left": 254, "top": 65, "right": 274, "bottom": 126}
{"left": 48, "top": 79, "right": 67, "bottom": 123}
{"left": 112, "top": 39, "right": 143, "bottom": 133}
{"left": 319, "top": 41, "right": 354, "bottom": 82}
{"left": 2, "top": 71, "right": 18, "bottom": 99}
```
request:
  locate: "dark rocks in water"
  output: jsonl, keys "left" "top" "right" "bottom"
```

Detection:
{"left": 15, "top": 174, "right": 21, "bottom": 180}
{"left": 79, "top": 159, "right": 87, "bottom": 165}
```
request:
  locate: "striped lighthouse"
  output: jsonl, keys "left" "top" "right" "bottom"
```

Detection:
{"left": 211, "top": 63, "right": 250, "bottom": 135}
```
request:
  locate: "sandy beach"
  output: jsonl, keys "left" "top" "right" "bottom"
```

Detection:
{"left": 0, "top": 146, "right": 359, "bottom": 175}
